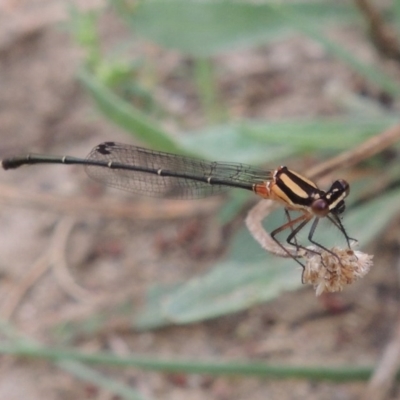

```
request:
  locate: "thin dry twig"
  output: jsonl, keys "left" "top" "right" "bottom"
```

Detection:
{"left": 49, "top": 216, "right": 98, "bottom": 303}
{"left": 0, "top": 216, "right": 99, "bottom": 320}
{"left": 364, "top": 313, "right": 400, "bottom": 400}
{"left": 32, "top": 286, "right": 137, "bottom": 334}
{"left": 363, "top": 255, "right": 400, "bottom": 400}
{"left": 0, "top": 252, "right": 51, "bottom": 320}
{"left": 0, "top": 183, "right": 220, "bottom": 220}
{"left": 245, "top": 200, "right": 297, "bottom": 258}
{"left": 306, "top": 123, "right": 400, "bottom": 180}
{"left": 354, "top": 0, "right": 400, "bottom": 61}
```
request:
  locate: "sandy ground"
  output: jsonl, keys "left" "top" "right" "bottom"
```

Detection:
{"left": 0, "top": 1, "right": 400, "bottom": 400}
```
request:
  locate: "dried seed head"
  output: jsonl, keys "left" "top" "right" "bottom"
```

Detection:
{"left": 302, "top": 247, "right": 373, "bottom": 296}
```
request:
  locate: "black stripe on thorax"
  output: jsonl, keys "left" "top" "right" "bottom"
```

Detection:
{"left": 275, "top": 167, "right": 324, "bottom": 207}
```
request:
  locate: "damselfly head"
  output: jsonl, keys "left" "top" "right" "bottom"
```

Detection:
{"left": 325, "top": 179, "right": 350, "bottom": 215}
{"left": 333, "top": 179, "right": 350, "bottom": 196}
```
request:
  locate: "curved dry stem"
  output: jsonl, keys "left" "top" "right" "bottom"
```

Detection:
{"left": 306, "top": 123, "right": 400, "bottom": 180}
{"left": 245, "top": 200, "right": 298, "bottom": 258}
{"left": 50, "top": 216, "right": 98, "bottom": 303}
{"left": 0, "top": 252, "right": 51, "bottom": 320}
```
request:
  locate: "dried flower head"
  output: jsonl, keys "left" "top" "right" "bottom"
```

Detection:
{"left": 245, "top": 200, "right": 373, "bottom": 295}
{"left": 302, "top": 246, "right": 373, "bottom": 296}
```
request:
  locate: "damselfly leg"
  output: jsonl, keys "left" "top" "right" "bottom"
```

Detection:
{"left": 270, "top": 206, "right": 354, "bottom": 280}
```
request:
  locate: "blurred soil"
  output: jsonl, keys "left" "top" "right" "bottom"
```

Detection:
{"left": 0, "top": 1, "right": 399, "bottom": 400}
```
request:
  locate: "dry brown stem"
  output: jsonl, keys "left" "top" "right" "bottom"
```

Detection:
{"left": 49, "top": 216, "right": 97, "bottom": 303}
{"left": 0, "top": 252, "right": 50, "bottom": 320}
{"left": 0, "top": 183, "right": 220, "bottom": 220}
{"left": 245, "top": 200, "right": 297, "bottom": 258}
{"left": 0, "top": 216, "right": 98, "bottom": 320}
{"left": 364, "top": 312, "right": 400, "bottom": 400}
{"left": 306, "top": 123, "right": 400, "bottom": 180}
{"left": 354, "top": 0, "right": 400, "bottom": 61}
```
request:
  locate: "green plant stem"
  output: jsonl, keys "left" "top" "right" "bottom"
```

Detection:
{"left": 78, "top": 68, "right": 182, "bottom": 153}
{"left": 0, "top": 343, "right": 386, "bottom": 382}
{"left": 0, "top": 319, "right": 146, "bottom": 400}
{"left": 57, "top": 361, "right": 145, "bottom": 400}
{"left": 194, "top": 58, "right": 224, "bottom": 123}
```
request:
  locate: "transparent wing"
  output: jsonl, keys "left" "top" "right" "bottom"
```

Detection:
{"left": 85, "top": 142, "right": 272, "bottom": 199}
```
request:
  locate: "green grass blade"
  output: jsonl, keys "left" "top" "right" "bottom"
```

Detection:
{"left": 239, "top": 117, "right": 400, "bottom": 150}
{"left": 58, "top": 361, "right": 146, "bottom": 400}
{"left": 193, "top": 58, "right": 225, "bottom": 122}
{"left": 0, "top": 319, "right": 147, "bottom": 400}
{"left": 0, "top": 343, "right": 380, "bottom": 382}
{"left": 78, "top": 68, "right": 182, "bottom": 153}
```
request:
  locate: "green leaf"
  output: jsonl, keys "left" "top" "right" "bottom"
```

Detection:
{"left": 239, "top": 117, "right": 400, "bottom": 151}
{"left": 118, "top": 0, "right": 359, "bottom": 57}
{"left": 0, "top": 342, "right": 379, "bottom": 381}
{"left": 0, "top": 319, "right": 147, "bottom": 400}
{"left": 180, "top": 123, "right": 295, "bottom": 164}
{"left": 78, "top": 68, "right": 182, "bottom": 153}
{"left": 180, "top": 117, "right": 399, "bottom": 163}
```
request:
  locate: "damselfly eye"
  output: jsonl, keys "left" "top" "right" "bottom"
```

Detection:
{"left": 326, "top": 179, "right": 349, "bottom": 214}
{"left": 311, "top": 198, "right": 330, "bottom": 217}
{"left": 333, "top": 179, "right": 350, "bottom": 197}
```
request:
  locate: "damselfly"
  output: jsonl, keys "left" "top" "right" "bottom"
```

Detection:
{"left": 1, "top": 141, "right": 353, "bottom": 268}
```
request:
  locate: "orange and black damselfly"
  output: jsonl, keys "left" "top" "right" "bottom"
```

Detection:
{"left": 1, "top": 141, "right": 353, "bottom": 268}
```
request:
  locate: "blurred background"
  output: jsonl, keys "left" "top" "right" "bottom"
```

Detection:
{"left": 0, "top": 1, "right": 400, "bottom": 399}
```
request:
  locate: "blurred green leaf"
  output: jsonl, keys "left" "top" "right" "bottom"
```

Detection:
{"left": 135, "top": 188, "right": 400, "bottom": 328}
{"left": 95, "top": 60, "right": 135, "bottom": 87}
{"left": 181, "top": 117, "right": 399, "bottom": 163}
{"left": 78, "top": 68, "right": 182, "bottom": 153}
{"left": 237, "top": 117, "right": 400, "bottom": 150}
{"left": 117, "top": 0, "right": 359, "bottom": 57}
{"left": 115, "top": 0, "right": 400, "bottom": 97}
{"left": 77, "top": 68, "right": 400, "bottom": 164}
{"left": 180, "top": 124, "right": 295, "bottom": 164}
{"left": 216, "top": 190, "right": 252, "bottom": 225}
{"left": 69, "top": 6, "right": 99, "bottom": 48}
{"left": 193, "top": 58, "right": 225, "bottom": 122}
{"left": 68, "top": 6, "right": 102, "bottom": 69}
